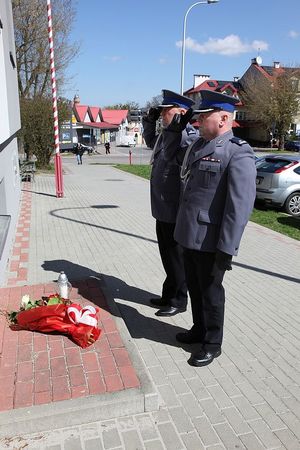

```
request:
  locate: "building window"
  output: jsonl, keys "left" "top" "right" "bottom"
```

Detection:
{"left": 236, "top": 111, "right": 246, "bottom": 120}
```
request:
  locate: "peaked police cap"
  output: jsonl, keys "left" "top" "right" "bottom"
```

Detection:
{"left": 158, "top": 90, "right": 195, "bottom": 109}
{"left": 195, "top": 89, "right": 239, "bottom": 113}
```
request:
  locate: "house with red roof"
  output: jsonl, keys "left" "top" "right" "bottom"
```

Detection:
{"left": 88, "top": 106, "right": 102, "bottom": 123}
{"left": 184, "top": 58, "right": 300, "bottom": 145}
{"left": 184, "top": 74, "right": 243, "bottom": 133}
{"left": 101, "top": 110, "right": 129, "bottom": 126}
{"left": 184, "top": 74, "right": 240, "bottom": 103}
{"left": 59, "top": 95, "right": 132, "bottom": 151}
{"left": 239, "top": 58, "right": 300, "bottom": 141}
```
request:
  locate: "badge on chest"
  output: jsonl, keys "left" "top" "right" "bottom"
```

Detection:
{"left": 199, "top": 157, "right": 221, "bottom": 173}
{"left": 197, "top": 157, "right": 221, "bottom": 188}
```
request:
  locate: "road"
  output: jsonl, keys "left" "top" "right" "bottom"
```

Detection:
{"left": 61, "top": 143, "right": 296, "bottom": 168}
{"left": 71, "top": 143, "right": 153, "bottom": 165}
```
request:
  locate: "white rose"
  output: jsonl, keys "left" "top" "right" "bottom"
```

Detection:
{"left": 20, "top": 294, "right": 30, "bottom": 308}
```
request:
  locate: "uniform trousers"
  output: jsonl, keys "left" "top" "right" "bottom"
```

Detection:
{"left": 156, "top": 220, "right": 187, "bottom": 308}
{"left": 183, "top": 249, "right": 226, "bottom": 351}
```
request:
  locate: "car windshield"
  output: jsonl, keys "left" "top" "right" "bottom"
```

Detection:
{"left": 256, "top": 158, "right": 293, "bottom": 173}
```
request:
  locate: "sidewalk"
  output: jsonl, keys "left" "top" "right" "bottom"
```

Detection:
{"left": 0, "top": 157, "right": 300, "bottom": 449}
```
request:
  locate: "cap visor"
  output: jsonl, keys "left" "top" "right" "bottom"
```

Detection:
{"left": 157, "top": 104, "right": 176, "bottom": 108}
{"left": 193, "top": 107, "right": 215, "bottom": 113}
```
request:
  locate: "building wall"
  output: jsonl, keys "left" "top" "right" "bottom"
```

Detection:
{"left": 193, "top": 74, "right": 210, "bottom": 88}
{"left": 240, "top": 63, "right": 300, "bottom": 140}
{"left": 0, "top": 0, "right": 21, "bottom": 285}
{"left": 0, "top": 141, "right": 20, "bottom": 284}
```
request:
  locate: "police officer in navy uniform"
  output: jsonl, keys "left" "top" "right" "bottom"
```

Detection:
{"left": 143, "top": 90, "right": 198, "bottom": 316}
{"left": 174, "top": 90, "right": 256, "bottom": 366}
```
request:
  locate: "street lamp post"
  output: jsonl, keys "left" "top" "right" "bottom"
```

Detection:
{"left": 180, "top": 0, "right": 219, "bottom": 95}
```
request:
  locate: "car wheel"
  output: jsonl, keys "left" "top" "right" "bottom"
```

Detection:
{"left": 285, "top": 192, "right": 300, "bottom": 217}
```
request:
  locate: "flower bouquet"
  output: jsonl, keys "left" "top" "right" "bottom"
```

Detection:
{"left": 4, "top": 294, "right": 101, "bottom": 348}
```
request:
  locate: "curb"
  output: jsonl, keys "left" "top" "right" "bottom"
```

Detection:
{"left": 98, "top": 275, "right": 159, "bottom": 413}
{"left": 0, "top": 389, "right": 144, "bottom": 438}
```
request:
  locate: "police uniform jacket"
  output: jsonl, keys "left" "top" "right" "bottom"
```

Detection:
{"left": 143, "top": 118, "right": 198, "bottom": 223}
{"left": 174, "top": 130, "right": 256, "bottom": 255}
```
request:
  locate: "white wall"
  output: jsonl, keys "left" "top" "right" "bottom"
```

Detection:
{"left": 0, "top": 141, "right": 20, "bottom": 284}
{"left": 0, "top": 0, "right": 21, "bottom": 285}
{"left": 193, "top": 74, "right": 210, "bottom": 88}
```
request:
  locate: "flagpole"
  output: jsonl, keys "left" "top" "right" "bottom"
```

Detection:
{"left": 47, "top": 0, "right": 63, "bottom": 197}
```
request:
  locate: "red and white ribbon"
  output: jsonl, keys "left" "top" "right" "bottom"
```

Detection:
{"left": 67, "top": 305, "right": 98, "bottom": 327}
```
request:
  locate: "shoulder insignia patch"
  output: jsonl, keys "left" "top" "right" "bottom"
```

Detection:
{"left": 230, "top": 137, "right": 248, "bottom": 145}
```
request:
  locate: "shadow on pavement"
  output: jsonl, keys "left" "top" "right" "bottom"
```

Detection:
{"left": 233, "top": 261, "right": 300, "bottom": 284}
{"left": 50, "top": 207, "right": 157, "bottom": 244}
{"left": 41, "top": 259, "right": 157, "bottom": 305}
{"left": 41, "top": 259, "right": 187, "bottom": 349}
{"left": 22, "top": 188, "right": 56, "bottom": 198}
{"left": 90, "top": 205, "right": 119, "bottom": 209}
{"left": 116, "top": 302, "right": 188, "bottom": 349}
{"left": 42, "top": 259, "right": 156, "bottom": 304}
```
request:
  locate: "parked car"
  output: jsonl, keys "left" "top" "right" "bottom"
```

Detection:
{"left": 255, "top": 155, "right": 300, "bottom": 217}
{"left": 116, "top": 135, "right": 136, "bottom": 147}
{"left": 72, "top": 143, "right": 93, "bottom": 155}
{"left": 284, "top": 140, "right": 300, "bottom": 152}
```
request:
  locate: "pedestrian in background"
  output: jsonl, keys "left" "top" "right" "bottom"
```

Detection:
{"left": 174, "top": 90, "right": 257, "bottom": 366}
{"left": 75, "top": 143, "right": 84, "bottom": 165}
{"left": 143, "top": 90, "right": 198, "bottom": 317}
{"left": 105, "top": 141, "right": 110, "bottom": 154}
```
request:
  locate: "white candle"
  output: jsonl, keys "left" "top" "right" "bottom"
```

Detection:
{"left": 60, "top": 284, "right": 69, "bottom": 299}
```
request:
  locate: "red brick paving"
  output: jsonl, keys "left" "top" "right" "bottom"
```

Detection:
{"left": 0, "top": 280, "right": 140, "bottom": 412}
{"left": 0, "top": 181, "right": 140, "bottom": 412}
{"left": 6, "top": 182, "right": 31, "bottom": 287}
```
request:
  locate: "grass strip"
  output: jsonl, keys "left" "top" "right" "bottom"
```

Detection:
{"left": 115, "top": 164, "right": 299, "bottom": 241}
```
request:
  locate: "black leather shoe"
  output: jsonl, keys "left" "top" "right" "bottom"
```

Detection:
{"left": 176, "top": 330, "right": 203, "bottom": 344}
{"left": 155, "top": 306, "right": 186, "bottom": 317}
{"left": 188, "top": 349, "right": 221, "bottom": 367}
{"left": 149, "top": 298, "right": 169, "bottom": 307}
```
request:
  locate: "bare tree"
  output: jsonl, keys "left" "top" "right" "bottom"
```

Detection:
{"left": 144, "top": 94, "right": 163, "bottom": 110}
{"left": 240, "top": 69, "right": 300, "bottom": 149}
{"left": 13, "top": 0, "right": 79, "bottom": 98}
{"left": 104, "top": 101, "right": 140, "bottom": 110}
{"left": 13, "top": 0, "right": 78, "bottom": 167}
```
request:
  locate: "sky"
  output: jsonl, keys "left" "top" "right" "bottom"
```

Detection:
{"left": 64, "top": 0, "right": 300, "bottom": 108}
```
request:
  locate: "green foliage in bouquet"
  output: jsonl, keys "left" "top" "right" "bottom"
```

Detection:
{"left": 5, "top": 293, "right": 66, "bottom": 325}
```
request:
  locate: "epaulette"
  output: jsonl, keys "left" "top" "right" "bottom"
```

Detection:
{"left": 230, "top": 137, "right": 248, "bottom": 145}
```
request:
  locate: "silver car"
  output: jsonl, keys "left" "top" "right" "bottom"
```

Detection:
{"left": 255, "top": 154, "right": 300, "bottom": 217}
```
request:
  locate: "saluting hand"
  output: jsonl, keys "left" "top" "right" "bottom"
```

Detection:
{"left": 147, "top": 107, "right": 161, "bottom": 123}
{"left": 166, "top": 108, "right": 194, "bottom": 132}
